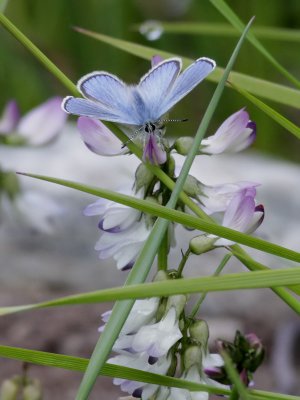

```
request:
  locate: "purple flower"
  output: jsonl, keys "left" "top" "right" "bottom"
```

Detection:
{"left": 200, "top": 109, "right": 256, "bottom": 154}
{"left": 199, "top": 181, "right": 259, "bottom": 214}
{"left": 77, "top": 116, "right": 125, "bottom": 156}
{"left": 216, "top": 189, "right": 264, "bottom": 246}
{"left": 142, "top": 132, "right": 167, "bottom": 165}
{"left": 0, "top": 97, "right": 67, "bottom": 145}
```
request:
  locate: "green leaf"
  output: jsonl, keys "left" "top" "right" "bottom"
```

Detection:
{"left": 228, "top": 82, "right": 300, "bottom": 139}
{"left": 146, "top": 22, "right": 300, "bottom": 43}
{"left": 1, "top": 268, "right": 300, "bottom": 316}
{"left": 209, "top": 0, "right": 300, "bottom": 89}
{"left": 2, "top": 345, "right": 298, "bottom": 399}
{"left": 19, "top": 173, "right": 300, "bottom": 265}
{"left": 75, "top": 27, "right": 300, "bottom": 110}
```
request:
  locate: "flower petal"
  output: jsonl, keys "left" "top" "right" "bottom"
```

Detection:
{"left": 143, "top": 133, "right": 167, "bottom": 165}
{"left": 0, "top": 100, "right": 20, "bottom": 134}
{"left": 17, "top": 97, "right": 67, "bottom": 145}
{"left": 201, "top": 109, "right": 256, "bottom": 154}
{"left": 77, "top": 116, "right": 125, "bottom": 156}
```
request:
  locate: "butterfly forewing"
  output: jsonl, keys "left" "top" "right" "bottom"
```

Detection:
{"left": 159, "top": 58, "right": 216, "bottom": 116}
{"left": 78, "top": 72, "right": 141, "bottom": 124}
{"left": 137, "top": 58, "right": 182, "bottom": 122}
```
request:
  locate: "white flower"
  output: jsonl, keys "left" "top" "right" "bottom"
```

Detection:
{"left": 84, "top": 190, "right": 152, "bottom": 270}
{"left": 99, "top": 298, "right": 159, "bottom": 335}
{"left": 167, "top": 366, "right": 209, "bottom": 400}
{"left": 200, "top": 109, "right": 256, "bottom": 155}
{"left": 95, "top": 218, "right": 152, "bottom": 270}
{"left": 2, "top": 190, "right": 63, "bottom": 234}
{"left": 107, "top": 352, "right": 171, "bottom": 398}
{"left": 199, "top": 181, "right": 258, "bottom": 214}
{"left": 215, "top": 189, "right": 264, "bottom": 246}
{"left": 0, "top": 97, "right": 67, "bottom": 145}
{"left": 131, "top": 307, "right": 182, "bottom": 358}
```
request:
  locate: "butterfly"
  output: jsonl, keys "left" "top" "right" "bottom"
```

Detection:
{"left": 62, "top": 57, "right": 216, "bottom": 140}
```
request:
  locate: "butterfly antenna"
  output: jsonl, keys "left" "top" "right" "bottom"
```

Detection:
{"left": 121, "top": 126, "right": 144, "bottom": 148}
{"left": 161, "top": 118, "right": 188, "bottom": 123}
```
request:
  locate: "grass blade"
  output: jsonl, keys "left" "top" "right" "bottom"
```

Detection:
{"left": 75, "top": 27, "right": 300, "bottom": 110}
{"left": 209, "top": 0, "right": 300, "bottom": 88}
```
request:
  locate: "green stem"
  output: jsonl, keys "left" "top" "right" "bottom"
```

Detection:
{"left": 189, "top": 253, "right": 231, "bottom": 319}
{"left": 157, "top": 231, "right": 169, "bottom": 270}
{"left": 177, "top": 248, "right": 191, "bottom": 277}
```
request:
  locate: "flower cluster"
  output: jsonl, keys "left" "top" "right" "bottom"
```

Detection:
{"left": 0, "top": 97, "right": 67, "bottom": 233}
{"left": 101, "top": 272, "right": 225, "bottom": 399}
{"left": 74, "top": 102, "right": 263, "bottom": 266}
{"left": 61, "top": 56, "right": 265, "bottom": 398}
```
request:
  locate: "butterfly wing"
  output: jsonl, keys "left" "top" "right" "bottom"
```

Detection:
{"left": 63, "top": 72, "right": 141, "bottom": 125}
{"left": 137, "top": 58, "right": 182, "bottom": 122}
{"left": 159, "top": 57, "right": 216, "bottom": 115}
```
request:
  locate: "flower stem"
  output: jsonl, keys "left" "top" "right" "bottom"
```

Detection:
{"left": 177, "top": 248, "right": 191, "bottom": 277}
{"left": 157, "top": 231, "right": 169, "bottom": 270}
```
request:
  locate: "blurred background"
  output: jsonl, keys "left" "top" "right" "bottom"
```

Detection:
{"left": 1, "top": 1, "right": 300, "bottom": 399}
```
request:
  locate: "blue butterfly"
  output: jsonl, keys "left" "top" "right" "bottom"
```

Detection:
{"left": 62, "top": 57, "right": 216, "bottom": 138}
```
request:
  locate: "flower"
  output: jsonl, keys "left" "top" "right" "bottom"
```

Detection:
{"left": 107, "top": 352, "right": 171, "bottom": 398}
{"left": 200, "top": 109, "right": 256, "bottom": 155}
{"left": 0, "top": 97, "right": 67, "bottom": 146}
{"left": 114, "top": 307, "right": 182, "bottom": 358}
{"left": 2, "top": 189, "right": 63, "bottom": 234}
{"left": 99, "top": 297, "right": 160, "bottom": 335}
{"left": 83, "top": 192, "right": 152, "bottom": 270}
{"left": 0, "top": 100, "right": 20, "bottom": 133}
{"left": 215, "top": 189, "right": 264, "bottom": 246}
{"left": 142, "top": 132, "right": 167, "bottom": 164}
{"left": 199, "top": 181, "right": 258, "bottom": 214}
{"left": 77, "top": 116, "right": 125, "bottom": 156}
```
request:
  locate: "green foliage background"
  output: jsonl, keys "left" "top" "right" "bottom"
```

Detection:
{"left": 0, "top": 0, "right": 300, "bottom": 160}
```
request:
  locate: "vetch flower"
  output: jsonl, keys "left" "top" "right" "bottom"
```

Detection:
{"left": 143, "top": 132, "right": 167, "bottom": 164}
{"left": 77, "top": 116, "right": 126, "bottom": 156}
{"left": 130, "top": 307, "right": 182, "bottom": 358}
{"left": 2, "top": 189, "right": 63, "bottom": 234}
{"left": 216, "top": 189, "right": 264, "bottom": 246}
{"left": 62, "top": 56, "right": 215, "bottom": 164}
{"left": 99, "top": 297, "right": 159, "bottom": 335}
{"left": 0, "top": 100, "right": 20, "bottom": 134}
{"left": 107, "top": 352, "right": 171, "bottom": 398}
{"left": 200, "top": 109, "right": 256, "bottom": 154}
{"left": 0, "top": 97, "right": 67, "bottom": 146}
{"left": 199, "top": 181, "right": 258, "bottom": 214}
{"left": 84, "top": 192, "right": 152, "bottom": 270}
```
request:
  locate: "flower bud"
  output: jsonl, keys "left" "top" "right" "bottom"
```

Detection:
{"left": 0, "top": 377, "right": 19, "bottom": 400}
{"left": 183, "top": 175, "right": 203, "bottom": 200}
{"left": 173, "top": 136, "right": 194, "bottom": 155}
{"left": 183, "top": 345, "right": 202, "bottom": 371}
{"left": 189, "top": 235, "right": 217, "bottom": 255}
{"left": 23, "top": 379, "right": 42, "bottom": 400}
{"left": 2, "top": 171, "right": 21, "bottom": 200}
{"left": 134, "top": 163, "right": 155, "bottom": 192}
{"left": 166, "top": 294, "right": 187, "bottom": 317}
{"left": 166, "top": 155, "right": 175, "bottom": 178}
{"left": 189, "top": 319, "right": 209, "bottom": 349}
